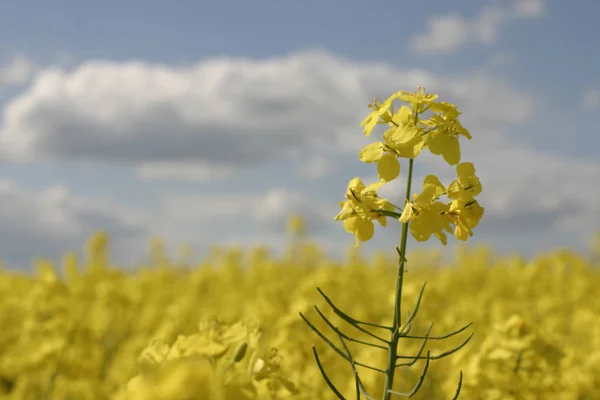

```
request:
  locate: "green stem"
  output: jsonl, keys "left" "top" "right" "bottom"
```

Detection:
{"left": 382, "top": 158, "right": 414, "bottom": 400}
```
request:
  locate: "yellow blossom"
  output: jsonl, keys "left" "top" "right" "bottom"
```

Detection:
{"left": 358, "top": 104, "right": 425, "bottom": 166}
{"left": 359, "top": 143, "right": 401, "bottom": 182}
{"left": 447, "top": 162, "right": 482, "bottom": 202}
{"left": 360, "top": 96, "right": 396, "bottom": 136}
{"left": 397, "top": 87, "right": 439, "bottom": 114}
{"left": 399, "top": 175, "right": 453, "bottom": 245}
{"left": 445, "top": 199, "right": 485, "bottom": 241}
{"left": 420, "top": 103, "right": 471, "bottom": 165}
{"left": 334, "top": 177, "right": 391, "bottom": 246}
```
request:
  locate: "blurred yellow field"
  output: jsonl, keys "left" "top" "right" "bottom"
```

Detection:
{"left": 0, "top": 230, "right": 598, "bottom": 399}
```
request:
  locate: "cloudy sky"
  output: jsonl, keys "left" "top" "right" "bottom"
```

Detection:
{"left": 0, "top": 0, "right": 598, "bottom": 269}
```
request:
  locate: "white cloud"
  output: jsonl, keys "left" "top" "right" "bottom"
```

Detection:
{"left": 0, "top": 52, "right": 380, "bottom": 171}
{"left": 0, "top": 50, "right": 532, "bottom": 183}
{"left": 488, "top": 51, "right": 516, "bottom": 68}
{"left": 0, "top": 180, "right": 151, "bottom": 268}
{"left": 455, "top": 143, "right": 600, "bottom": 253}
{"left": 514, "top": 0, "right": 545, "bottom": 17}
{"left": 160, "top": 188, "right": 337, "bottom": 239}
{"left": 0, "top": 55, "right": 36, "bottom": 86}
{"left": 410, "top": 14, "right": 471, "bottom": 54}
{"left": 253, "top": 188, "right": 336, "bottom": 231}
{"left": 410, "top": 0, "right": 546, "bottom": 54}
{"left": 143, "top": 187, "right": 342, "bottom": 258}
{"left": 136, "top": 161, "right": 234, "bottom": 181}
{"left": 161, "top": 193, "right": 256, "bottom": 227}
{"left": 582, "top": 89, "right": 600, "bottom": 110}
{"left": 472, "top": 6, "right": 508, "bottom": 44}
{"left": 0, "top": 48, "right": 596, "bottom": 260}
{"left": 298, "top": 156, "right": 334, "bottom": 180}
{"left": 0, "top": 183, "right": 336, "bottom": 264}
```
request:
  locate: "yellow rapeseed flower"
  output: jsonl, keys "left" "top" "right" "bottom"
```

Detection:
{"left": 400, "top": 175, "right": 453, "bottom": 245}
{"left": 447, "top": 162, "right": 482, "bottom": 202}
{"left": 335, "top": 177, "right": 392, "bottom": 246}
{"left": 360, "top": 96, "right": 396, "bottom": 136}
{"left": 445, "top": 199, "right": 485, "bottom": 241}
{"left": 397, "top": 86, "right": 439, "bottom": 114}
{"left": 359, "top": 142, "right": 401, "bottom": 182}
{"left": 358, "top": 104, "right": 424, "bottom": 180}
{"left": 420, "top": 103, "right": 471, "bottom": 165}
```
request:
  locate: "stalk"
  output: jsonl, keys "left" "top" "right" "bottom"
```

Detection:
{"left": 382, "top": 158, "right": 414, "bottom": 400}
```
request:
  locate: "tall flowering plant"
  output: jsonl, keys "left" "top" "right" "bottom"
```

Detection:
{"left": 300, "top": 87, "right": 484, "bottom": 399}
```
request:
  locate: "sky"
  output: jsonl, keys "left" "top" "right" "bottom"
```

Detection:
{"left": 0, "top": 0, "right": 599, "bottom": 269}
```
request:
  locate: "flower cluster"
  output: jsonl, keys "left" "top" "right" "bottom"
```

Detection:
{"left": 335, "top": 87, "right": 484, "bottom": 246}
{"left": 454, "top": 314, "right": 566, "bottom": 398}
{"left": 0, "top": 230, "right": 599, "bottom": 398}
{"left": 116, "top": 318, "right": 298, "bottom": 400}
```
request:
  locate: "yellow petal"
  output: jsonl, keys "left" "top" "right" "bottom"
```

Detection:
{"left": 456, "top": 162, "right": 475, "bottom": 179}
{"left": 334, "top": 201, "right": 354, "bottom": 221}
{"left": 377, "top": 153, "right": 400, "bottom": 182}
{"left": 414, "top": 185, "right": 437, "bottom": 207}
{"left": 399, "top": 203, "right": 413, "bottom": 223}
{"left": 360, "top": 113, "right": 378, "bottom": 136}
{"left": 428, "top": 132, "right": 461, "bottom": 165}
{"left": 423, "top": 175, "right": 446, "bottom": 199}
{"left": 391, "top": 105, "right": 412, "bottom": 125}
{"left": 386, "top": 133, "right": 425, "bottom": 159}
{"left": 344, "top": 217, "right": 374, "bottom": 246}
{"left": 409, "top": 216, "right": 432, "bottom": 242}
{"left": 454, "top": 221, "right": 470, "bottom": 241}
{"left": 359, "top": 142, "right": 384, "bottom": 163}
{"left": 453, "top": 119, "right": 471, "bottom": 139}
{"left": 388, "top": 124, "right": 418, "bottom": 144}
{"left": 442, "top": 139, "right": 460, "bottom": 165}
{"left": 435, "top": 231, "right": 448, "bottom": 246}
{"left": 428, "top": 101, "right": 457, "bottom": 115}
{"left": 363, "top": 180, "right": 385, "bottom": 194}
{"left": 355, "top": 218, "right": 375, "bottom": 244}
{"left": 346, "top": 177, "right": 366, "bottom": 195}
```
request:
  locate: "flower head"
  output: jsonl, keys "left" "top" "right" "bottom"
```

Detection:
{"left": 420, "top": 106, "right": 471, "bottom": 165}
{"left": 400, "top": 175, "right": 453, "bottom": 245}
{"left": 360, "top": 95, "right": 396, "bottom": 136}
{"left": 397, "top": 87, "right": 439, "bottom": 114}
{"left": 445, "top": 199, "right": 485, "bottom": 241}
{"left": 447, "top": 162, "right": 482, "bottom": 202}
{"left": 334, "top": 177, "right": 392, "bottom": 246}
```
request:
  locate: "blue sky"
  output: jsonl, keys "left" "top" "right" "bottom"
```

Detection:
{"left": 0, "top": 0, "right": 599, "bottom": 269}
